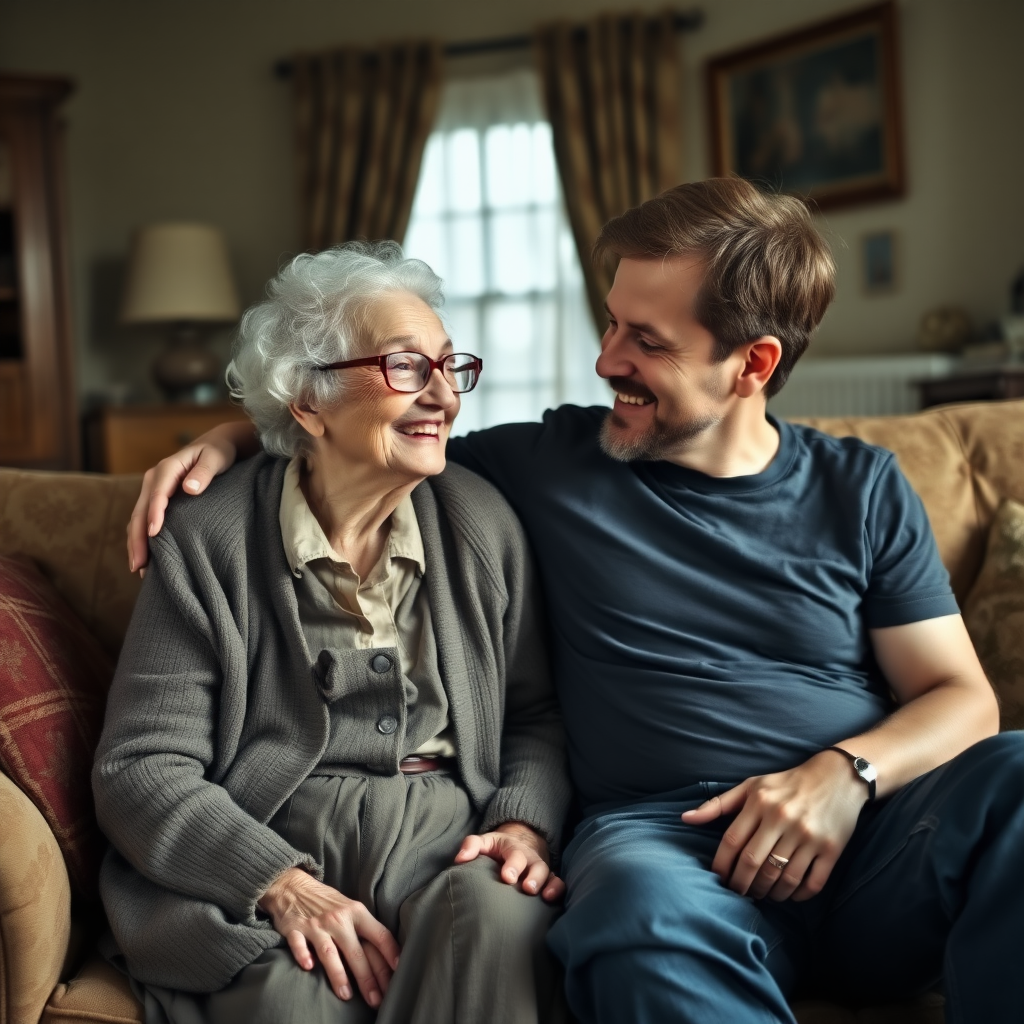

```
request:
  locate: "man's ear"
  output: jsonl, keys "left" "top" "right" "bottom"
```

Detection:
{"left": 288, "top": 401, "right": 326, "bottom": 438}
{"left": 735, "top": 337, "right": 783, "bottom": 399}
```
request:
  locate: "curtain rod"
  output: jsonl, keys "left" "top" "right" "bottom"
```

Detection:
{"left": 273, "top": 9, "right": 703, "bottom": 78}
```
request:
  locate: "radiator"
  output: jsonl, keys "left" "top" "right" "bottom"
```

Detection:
{"left": 768, "top": 354, "right": 960, "bottom": 418}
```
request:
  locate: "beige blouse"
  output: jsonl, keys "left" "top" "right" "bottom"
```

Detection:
{"left": 279, "top": 458, "right": 456, "bottom": 757}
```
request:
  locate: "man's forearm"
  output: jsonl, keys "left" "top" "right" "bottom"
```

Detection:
{"left": 834, "top": 677, "right": 999, "bottom": 799}
{"left": 220, "top": 419, "right": 260, "bottom": 458}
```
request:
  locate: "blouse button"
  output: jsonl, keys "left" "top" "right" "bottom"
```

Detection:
{"left": 371, "top": 654, "right": 392, "bottom": 674}
{"left": 377, "top": 715, "right": 398, "bottom": 735}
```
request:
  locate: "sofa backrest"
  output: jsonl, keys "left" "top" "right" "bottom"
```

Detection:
{"left": 1, "top": 400, "right": 1022, "bottom": 655}
{"left": 0, "top": 469, "right": 142, "bottom": 657}
{"left": 793, "top": 400, "right": 1024, "bottom": 604}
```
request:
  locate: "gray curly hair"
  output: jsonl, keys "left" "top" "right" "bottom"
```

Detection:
{"left": 226, "top": 240, "right": 445, "bottom": 458}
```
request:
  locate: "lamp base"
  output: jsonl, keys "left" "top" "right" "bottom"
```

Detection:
{"left": 154, "top": 325, "right": 222, "bottom": 403}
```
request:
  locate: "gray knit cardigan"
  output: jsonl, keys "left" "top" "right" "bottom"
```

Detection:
{"left": 92, "top": 455, "right": 570, "bottom": 992}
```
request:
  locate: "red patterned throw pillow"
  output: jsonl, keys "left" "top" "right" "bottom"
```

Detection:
{"left": 0, "top": 553, "right": 114, "bottom": 900}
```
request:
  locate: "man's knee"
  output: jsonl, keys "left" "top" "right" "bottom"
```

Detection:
{"left": 971, "top": 733, "right": 1024, "bottom": 836}
{"left": 563, "top": 820, "right": 708, "bottom": 922}
{"left": 950, "top": 731, "right": 1024, "bottom": 804}
{"left": 556, "top": 826, "right": 733, "bottom": 961}
{"left": 975, "top": 729, "right": 1024, "bottom": 768}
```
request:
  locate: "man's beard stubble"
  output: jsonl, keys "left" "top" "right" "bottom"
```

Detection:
{"left": 598, "top": 377, "right": 721, "bottom": 463}
{"left": 598, "top": 409, "right": 720, "bottom": 462}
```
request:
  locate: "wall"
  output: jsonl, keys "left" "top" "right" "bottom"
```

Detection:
{"left": 1, "top": 0, "right": 1021, "bottom": 401}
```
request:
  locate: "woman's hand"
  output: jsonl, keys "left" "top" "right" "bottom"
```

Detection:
{"left": 454, "top": 821, "right": 566, "bottom": 902}
{"left": 126, "top": 421, "right": 255, "bottom": 575}
{"left": 681, "top": 751, "right": 868, "bottom": 902}
{"left": 258, "top": 867, "right": 401, "bottom": 1007}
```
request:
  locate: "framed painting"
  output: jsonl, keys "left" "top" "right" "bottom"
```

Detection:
{"left": 707, "top": 2, "right": 905, "bottom": 210}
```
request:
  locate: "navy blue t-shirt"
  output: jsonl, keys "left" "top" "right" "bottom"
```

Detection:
{"left": 448, "top": 405, "right": 958, "bottom": 812}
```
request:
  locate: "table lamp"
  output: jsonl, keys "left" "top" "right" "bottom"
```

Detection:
{"left": 121, "top": 223, "right": 241, "bottom": 402}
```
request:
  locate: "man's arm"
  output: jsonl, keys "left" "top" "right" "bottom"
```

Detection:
{"left": 683, "top": 613, "right": 998, "bottom": 902}
{"left": 128, "top": 418, "right": 545, "bottom": 574}
{"left": 840, "top": 613, "right": 998, "bottom": 796}
{"left": 127, "top": 420, "right": 259, "bottom": 574}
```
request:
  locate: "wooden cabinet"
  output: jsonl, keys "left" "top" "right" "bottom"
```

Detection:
{"left": 85, "top": 403, "right": 251, "bottom": 474}
{"left": 0, "top": 74, "right": 78, "bottom": 469}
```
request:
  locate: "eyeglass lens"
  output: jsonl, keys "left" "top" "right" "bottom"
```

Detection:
{"left": 385, "top": 352, "right": 480, "bottom": 393}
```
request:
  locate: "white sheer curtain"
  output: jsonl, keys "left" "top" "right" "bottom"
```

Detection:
{"left": 403, "top": 69, "right": 608, "bottom": 435}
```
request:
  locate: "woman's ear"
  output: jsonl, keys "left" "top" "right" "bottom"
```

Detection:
{"left": 288, "top": 401, "right": 326, "bottom": 438}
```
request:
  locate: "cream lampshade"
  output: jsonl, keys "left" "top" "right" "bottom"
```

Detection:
{"left": 121, "top": 223, "right": 241, "bottom": 401}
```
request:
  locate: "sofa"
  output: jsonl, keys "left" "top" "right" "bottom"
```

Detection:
{"left": 2, "top": 399, "right": 1022, "bottom": 1024}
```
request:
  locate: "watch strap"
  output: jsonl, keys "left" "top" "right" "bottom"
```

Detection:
{"left": 826, "top": 746, "right": 877, "bottom": 801}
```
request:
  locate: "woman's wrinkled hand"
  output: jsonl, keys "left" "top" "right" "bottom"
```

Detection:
{"left": 258, "top": 867, "right": 401, "bottom": 1007}
{"left": 681, "top": 750, "right": 868, "bottom": 902}
{"left": 454, "top": 821, "right": 566, "bottom": 902}
{"left": 126, "top": 427, "right": 244, "bottom": 576}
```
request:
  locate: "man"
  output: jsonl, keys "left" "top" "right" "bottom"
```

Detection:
{"left": 129, "top": 178, "right": 1022, "bottom": 1022}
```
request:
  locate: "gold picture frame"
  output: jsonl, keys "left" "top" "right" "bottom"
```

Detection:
{"left": 707, "top": 2, "right": 905, "bottom": 210}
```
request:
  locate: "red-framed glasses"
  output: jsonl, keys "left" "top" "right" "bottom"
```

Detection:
{"left": 316, "top": 351, "right": 483, "bottom": 394}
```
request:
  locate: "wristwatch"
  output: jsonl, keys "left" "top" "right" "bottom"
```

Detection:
{"left": 826, "top": 746, "right": 877, "bottom": 801}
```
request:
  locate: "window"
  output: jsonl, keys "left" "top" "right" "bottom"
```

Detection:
{"left": 403, "top": 69, "right": 607, "bottom": 435}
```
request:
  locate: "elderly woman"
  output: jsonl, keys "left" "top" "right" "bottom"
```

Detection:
{"left": 94, "top": 242, "right": 571, "bottom": 1024}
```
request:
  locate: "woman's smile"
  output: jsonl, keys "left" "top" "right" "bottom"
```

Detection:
{"left": 394, "top": 419, "right": 443, "bottom": 440}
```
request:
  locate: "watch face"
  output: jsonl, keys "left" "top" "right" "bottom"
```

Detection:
{"left": 853, "top": 757, "right": 869, "bottom": 772}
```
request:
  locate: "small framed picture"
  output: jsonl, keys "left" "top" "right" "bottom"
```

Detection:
{"left": 862, "top": 230, "right": 896, "bottom": 293}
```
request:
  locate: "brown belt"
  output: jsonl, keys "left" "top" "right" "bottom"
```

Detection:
{"left": 399, "top": 755, "right": 456, "bottom": 775}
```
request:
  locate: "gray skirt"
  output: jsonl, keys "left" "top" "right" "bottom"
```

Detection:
{"left": 134, "top": 770, "right": 565, "bottom": 1024}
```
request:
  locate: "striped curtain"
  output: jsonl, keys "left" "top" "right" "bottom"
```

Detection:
{"left": 293, "top": 42, "right": 442, "bottom": 251}
{"left": 535, "top": 13, "right": 682, "bottom": 328}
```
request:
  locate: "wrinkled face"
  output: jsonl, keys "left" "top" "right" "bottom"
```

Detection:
{"left": 596, "top": 257, "right": 734, "bottom": 463}
{"left": 314, "top": 292, "right": 459, "bottom": 482}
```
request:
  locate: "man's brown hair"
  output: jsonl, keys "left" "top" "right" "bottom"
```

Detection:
{"left": 594, "top": 177, "right": 836, "bottom": 398}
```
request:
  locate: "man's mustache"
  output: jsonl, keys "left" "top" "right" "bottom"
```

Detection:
{"left": 608, "top": 377, "right": 656, "bottom": 402}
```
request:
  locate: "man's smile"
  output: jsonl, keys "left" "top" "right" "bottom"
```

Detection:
{"left": 609, "top": 376, "right": 657, "bottom": 409}
{"left": 615, "top": 392, "right": 654, "bottom": 406}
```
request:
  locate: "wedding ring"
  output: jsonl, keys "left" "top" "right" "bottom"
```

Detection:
{"left": 766, "top": 853, "right": 790, "bottom": 870}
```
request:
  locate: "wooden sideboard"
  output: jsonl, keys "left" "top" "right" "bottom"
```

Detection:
{"left": 85, "top": 403, "right": 250, "bottom": 474}
{"left": 916, "top": 365, "right": 1024, "bottom": 409}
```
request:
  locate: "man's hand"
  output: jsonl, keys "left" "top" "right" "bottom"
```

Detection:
{"left": 454, "top": 821, "right": 566, "bottom": 902}
{"left": 679, "top": 616, "right": 999, "bottom": 905}
{"left": 682, "top": 751, "right": 868, "bottom": 902}
{"left": 126, "top": 422, "right": 254, "bottom": 575}
{"left": 258, "top": 867, "right": 400, "bottom": 1007}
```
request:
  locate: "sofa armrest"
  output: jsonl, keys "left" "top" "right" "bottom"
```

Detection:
{"left": 0, "top": 770, "right": 72, "bottom": 1024}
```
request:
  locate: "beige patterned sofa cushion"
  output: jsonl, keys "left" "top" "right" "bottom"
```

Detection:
{"left": 0, "top": 470, "right": 142, "bottom": 658}
{"left": 962, "top": 498, "right": 1024, "bottom": 729}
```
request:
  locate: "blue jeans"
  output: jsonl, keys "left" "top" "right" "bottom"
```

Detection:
{"left": 547, "top": 732, "right": 1024, "bottom": 1024}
